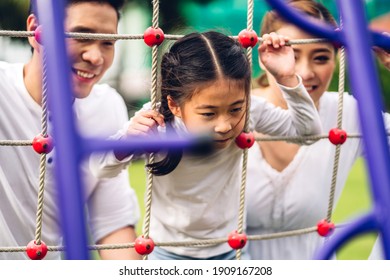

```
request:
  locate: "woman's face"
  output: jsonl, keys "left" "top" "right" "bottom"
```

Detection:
{"left": 273, "top": 24, "right": 337, "bottom": 107}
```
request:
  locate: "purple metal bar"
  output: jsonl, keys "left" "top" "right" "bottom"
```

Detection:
{"left": 35, "top": 0, "right": 89, "bottom": 259}
{"left": 373, "top": 31, "right": 390, "bottom": 50}
{"left": 81, "top": 134, "right": 212, "bottom": 157}
{"left": 265, "top": 0, "right": 390, "bottom": 259}
{"left": 328, "top": 0, "right": 390, "bottom": 260}
{"left": 264, "top": 1, "right": 390, "bottom": 52}
{"left": 264, "top": 0, "right": 343, "bottom": 44}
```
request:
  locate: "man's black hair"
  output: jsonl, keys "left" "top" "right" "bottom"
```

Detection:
{"left": 29, "top": 0, "right": 125, "bottom": 19}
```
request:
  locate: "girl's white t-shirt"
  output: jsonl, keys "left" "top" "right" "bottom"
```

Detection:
{"left": 91, "top": 76, "right": 322, "bottom": 258}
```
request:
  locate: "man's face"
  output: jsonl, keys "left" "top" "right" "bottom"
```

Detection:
{"left": 64, "top": 2, "right": 118, "bottom": 99}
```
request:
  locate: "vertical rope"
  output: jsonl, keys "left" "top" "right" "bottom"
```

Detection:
{"left": 142, "top": 0, "right": 160, "bottom": 260}
{"left": 34, "top": 50, "right": 50, "bottom": 244}
{"left": 236, "top": 0, "right": 254, "bottom": 260}
{"left": 326, "top": 20, "right": 346, "bottom": 221}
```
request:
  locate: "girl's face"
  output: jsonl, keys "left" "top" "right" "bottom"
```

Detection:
{"left": 170, "top": 79, "right": 247, "bottom": 149}
{"left": 272, "top": 24, "right": 336, "bottom": 107}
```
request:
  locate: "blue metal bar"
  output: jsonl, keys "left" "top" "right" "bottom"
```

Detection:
{"left": 35, "top": 0, "right": 89, "bottom": 259}
{"left": 314, "top": 212, "right": 377, "bottom": 260}
{"left": 336, "top": 0, "right": 390, "bottom": 260}
{"left": 372, "top": 31, "right": 390, "bottom": 50}
{"left": 81, "top": 134, "right": 212, "bottom": 157}
{"left": 263, "top": 0, "right": 390, "bottom": 50}
{"left": 264, "top": 0, "right": 342, "bottom": 44}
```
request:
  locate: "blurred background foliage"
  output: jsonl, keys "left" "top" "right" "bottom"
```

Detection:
{"left": 0, "top": 0, "right": 389, "bottom": 109}
{"left": 0, "top": 0, "right": 29, "bottom": 31}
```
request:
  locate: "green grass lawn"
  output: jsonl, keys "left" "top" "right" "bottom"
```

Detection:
{"left": 129, "top": 157, "right": 377, "bottom": 260}
{"left": 333, "top": 158, "right": 377, "bottom": 259}
{"left": 129, "top": 161, "right": 147, "bottom": 235}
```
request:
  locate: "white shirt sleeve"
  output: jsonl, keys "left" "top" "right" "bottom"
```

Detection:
{"left": 87, "top": 169, "right": 140, "bottom": 243}
{"left": 89, "top": 103, "right": 152, "bottom": 178}
{"left": 250, "top": 75, "right": 322, "bottom": 136}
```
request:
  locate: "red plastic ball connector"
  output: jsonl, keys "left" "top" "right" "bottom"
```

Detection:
{"left": 238, "top": 29, "right": 258, "bottom": 48}
{"left": 134, "top": 236, "right": 155, "bottom": 255}
{"left": 328, "top": 128, "right": 347, "bottom": 145}
{"left": 143, "top": 27, "right": 165, "bottom": 47}
{"left": 228, "top": 230, "right": 247, "bottom": 250}
{"left": 32, "top": 133, "right": 54, "bottom": 154}
{"left": 26, "top": 240, "right": 48, "bottom": 260}
{"left": 34, "top": 25, "right": 43, "bottom": 45}
{"left": 317, "top": 219, "right": 335, "bottom": 237}
{"left": 235, "top": 132, "right": 255, "bottom": 149}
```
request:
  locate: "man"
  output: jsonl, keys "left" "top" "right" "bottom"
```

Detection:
{"left": 0, "top": 0, "right": 140, "bottom": 259}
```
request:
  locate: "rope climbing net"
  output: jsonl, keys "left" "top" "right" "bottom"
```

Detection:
{"left": 0, "top": 0, "right": 376, "bottom": 260}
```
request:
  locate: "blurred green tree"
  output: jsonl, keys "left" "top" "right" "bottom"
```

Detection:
{"left": 128, "top": 0, "right": 214, "bottom": 32}
{"left": 0, "top": 0, "right": 29, "bottom": 31}
{"left": 0, "top": 0, "right": 214, "bottom": 36}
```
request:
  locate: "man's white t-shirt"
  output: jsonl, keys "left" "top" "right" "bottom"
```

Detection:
{"left": 0, "top": 61, "right": 139, "bottom": 259}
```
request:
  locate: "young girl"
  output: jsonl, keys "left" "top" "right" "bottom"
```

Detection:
{"left": 245, "top": 0, "right": 390, "bottom": 260}
{"left": 90, "top": 30, "right": 322, "bottom": 260}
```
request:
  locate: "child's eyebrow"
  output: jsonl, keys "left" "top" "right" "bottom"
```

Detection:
{"left": 195, "top": 104, "right": 217, "bottom": 109}
{"left": 230, "top": 100, "right": 246, "bottom": 106}
{"left": 229, "top": 99, "right": 245, "bottom": 107}
{"left": 195, "top": 100, "right": 245, "bottom": 109}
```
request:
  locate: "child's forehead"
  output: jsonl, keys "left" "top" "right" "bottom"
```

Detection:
{"left": 195, "top": 78, "right": 246, "bottom": 92}
{"left": 190, "top": 79, "right": 246, "bottom": 105}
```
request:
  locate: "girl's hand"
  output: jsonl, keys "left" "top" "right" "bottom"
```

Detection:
{"left": 258, "top": 32, "right": 298, "bottom": 87}
{"left": 126, "top": 109, "right": 165, "bottom": 137}
{"left": 114, "top": 110, "right": 165, "bottom": 160}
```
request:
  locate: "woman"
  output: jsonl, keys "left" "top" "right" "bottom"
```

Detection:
{"left": 245, "top": 0, "right": 390, "bottom": 260}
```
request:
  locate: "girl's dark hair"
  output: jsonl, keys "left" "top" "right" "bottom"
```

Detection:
{"left": 257, "top": 0, "right": 338, "bottom": 87}
{"left": 148, "top": 31, "right": 251, "bottom": 176}
{"left": 29, "top": 0, "right": 125, "bottom": 19}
